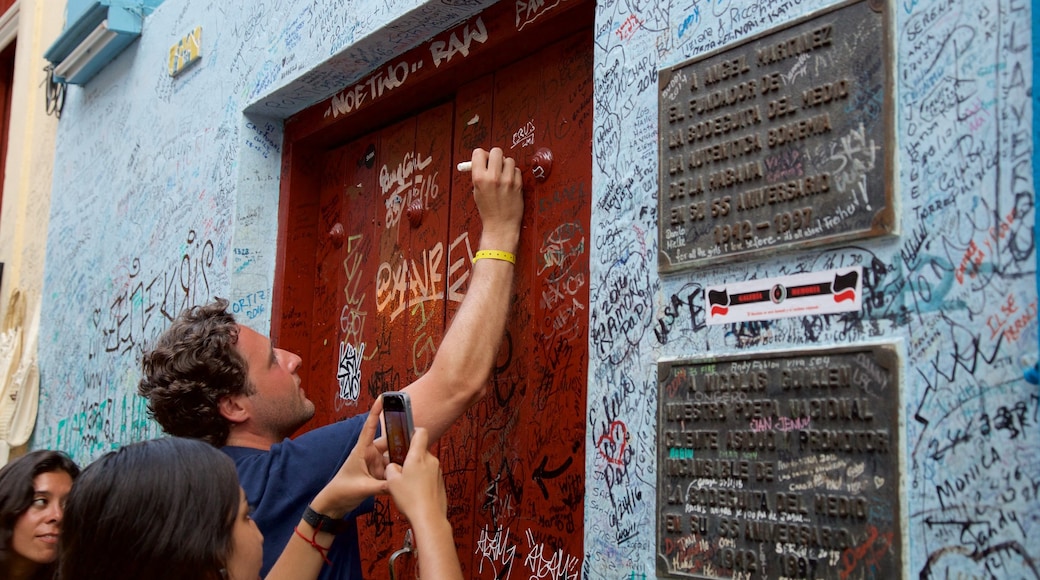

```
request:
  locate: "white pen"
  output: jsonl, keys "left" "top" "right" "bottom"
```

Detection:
{"left": 456, "top": 161, "right": 473, "bottom": 172}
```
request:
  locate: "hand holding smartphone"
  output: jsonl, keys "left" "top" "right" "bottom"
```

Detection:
{"left": 382, "top": 391, "right": 415, "bottom": 466}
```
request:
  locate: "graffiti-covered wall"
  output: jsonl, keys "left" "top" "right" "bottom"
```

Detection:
{"left": 587, "top": 0, "right": 1037, "bottom": 578}
{"left": 35, "top": 0, "right": 1036, "bottom": 578}
{"left": 37, "top": 0, "right": 498, "bottom": 459}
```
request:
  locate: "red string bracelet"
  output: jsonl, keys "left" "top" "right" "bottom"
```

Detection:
{"left": 294, "top": 524, "right": 332, "bottom": 566}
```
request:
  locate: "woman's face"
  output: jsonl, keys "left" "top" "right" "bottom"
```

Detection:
{"left": 224, "top": 488, "right": 264, "bottom": 580}
{"left": 11, "top": 470, "right": 74, "bottom": 566}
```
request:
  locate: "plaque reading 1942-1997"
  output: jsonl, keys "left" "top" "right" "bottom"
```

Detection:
{"left": 657, "top": 345, "right": 903, "bottom": 579}
{"left": 658, "top": 0, "right": 894, "bottom": 272}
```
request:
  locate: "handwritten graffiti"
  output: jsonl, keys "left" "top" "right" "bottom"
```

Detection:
{"left": 379, "top": 151, "right": 432, "bottom": 195}
{"left": 336, "top": 341, "right": 363, "bottom": 403}
{"left": 376, "top": 242, "right": 444, "bottom": 320}
{"left": 410, "top": 287, "right": 438, "bottom": 377}
{"left": 512, "top": 120, "right": 536, "bottom": 149}
{"left": 364, "top": 498, "right": 399, "bottom": 541}
{"left": 379, "top": 151, "right": 439, "bottom": 230}
{"left": 430, "top": 17, "right": 488, "bottom": 67}
{"left": 525, "top": 528, "right": 581, "bottom": 580}
{"left": 655, "top": 284, "right": 707, "bottom": 344}
{"left": 327, "top": 61, "right": 415, "bottom": 118}
{"left": 517, "top": 0, "right": 562, "bottom": 31}
{"left": 483, "top": 456, "right": 525, "bottom": 524}
{"left": 476, "top": 525, "right": 518, "bottom": 580}
{"left": 244, "top": 120, "right": 281, "bottom": 160}
{"left": 89, "top": 230, "right": 215, "bottom": 360}
{"left": 325, "top": 17, "right": 490, "bottom": 119}
{"left": 616, "top": 14, "right": 642, "bottom": 42}
{"left": 596, "top": 420, "right": 627, "bottom": 466}
{"left": 821, "top": 123, "right": 878, "bottom": 209}
{"left": 538, "top": 222, "right": 585, "bottom": 281}
{"left": 590, "top": 251, "right": 653, "bottom": 365}
{"left": 231, "top": 290, "right": 268, "bottom": 321}
{"left": 375, "top": 232, "right": 475, "bottom": 321}
{"left": 44, "top": 392, "right": 159, "bottom": 462}
{"left": 340, "top": 233, "right": 371, "bottom": 350}
{"left": 839, "top": 525, "right": 894, "bottom": 578}
{"left": 533, "top": 454, "right": 574, "bottom": 499}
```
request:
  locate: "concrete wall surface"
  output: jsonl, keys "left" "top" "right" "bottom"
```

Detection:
{"left": 35, "top": 0, "right": 1037, "bottom": 578}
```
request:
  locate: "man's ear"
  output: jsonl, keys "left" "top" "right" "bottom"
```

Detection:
{"left": 218, "top": 394, "right": 250, "bottom": 424}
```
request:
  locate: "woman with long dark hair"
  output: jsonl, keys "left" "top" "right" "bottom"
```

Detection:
{"left": 60, "top": 437, "right": 252, "bottom": 579}
{"left": 0, "top": 450, "right": 80, "bottom": 580}
{"left": 59, "top": 395, "right": 462, "bottom": 580}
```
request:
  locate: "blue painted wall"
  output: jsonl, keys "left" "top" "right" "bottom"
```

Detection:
{"left": 37, "top": 0, "right": 1037, "bottom": 577}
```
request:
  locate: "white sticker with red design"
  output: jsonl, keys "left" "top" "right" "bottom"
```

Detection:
{"left": 705, "top": 266, "right": 862, "bottom": 325}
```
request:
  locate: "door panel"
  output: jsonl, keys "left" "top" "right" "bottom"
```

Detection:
{"left": 476, "top": 33, "right": 590, "bottom": 580}
{"left": 445, "top": 32, "right": 592, "bottom": 578}
{"left": 306, "top": 27, "right": 591, "bottom": 580}
{"left": 311, "top": 104, "right": 457, "bottom": 573}
{"left": 438, "top": 73, "right": 494, "bottom": 579}
{"left": 311, "top": 136, "right": 380, "bottom": 415}
{"left": 399, "top": 105, "right": 454, "bottom": 383}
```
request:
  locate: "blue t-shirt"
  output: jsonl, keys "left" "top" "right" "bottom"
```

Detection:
{"left": 223, "top": 415, "right": 374, "bottom": 579}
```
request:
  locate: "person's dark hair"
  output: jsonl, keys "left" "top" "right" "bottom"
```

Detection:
{"left": 138, "top": 298, "right": 252, "bottom": 446}
{"left": 0, "top": 450, "right": 80, "bottom": 580}
{"left": 59, "top": 437, "right": 240, "bottom": 580}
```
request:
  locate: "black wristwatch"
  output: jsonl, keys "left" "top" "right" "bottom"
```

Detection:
{"left": 302, "top": 505, "right": 349, "bottom": 535}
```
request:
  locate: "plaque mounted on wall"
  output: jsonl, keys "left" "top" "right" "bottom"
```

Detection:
{"left": 657, "top": 0, "right": 895, "bottom": 272}
{"left": 656, "top": 344, "right": 904, "bottom": 579}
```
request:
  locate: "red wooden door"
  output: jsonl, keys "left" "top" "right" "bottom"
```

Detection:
{"left": 300, "top": 25, "right": 591, "bottom": 580}
{"left": 446, "top": 32, "right": 592, "bottom": 579}
{"left": 310, "top": 103, "right": 456, "bottom": 575}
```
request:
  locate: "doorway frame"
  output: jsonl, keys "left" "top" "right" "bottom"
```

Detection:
{"left": 271, "top": 0, "right": 595, "bottom": 381}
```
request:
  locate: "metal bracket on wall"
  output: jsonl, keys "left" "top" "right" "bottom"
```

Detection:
{"left": 42, "top": 2, "right": 144, "bottom": 86}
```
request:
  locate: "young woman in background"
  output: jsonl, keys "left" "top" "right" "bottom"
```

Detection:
{"left": 0, "top": 450, "right": 79, "bottom": 580}
{"left": 59, "top": 395, "right": 461, "bottom": 580}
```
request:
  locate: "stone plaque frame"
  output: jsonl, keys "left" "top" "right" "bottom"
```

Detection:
{"left": 657, "top": 0, "right": 895, "bottom": 273}
{"left": 656, "top": 344, "right": 905, "bottom": 579}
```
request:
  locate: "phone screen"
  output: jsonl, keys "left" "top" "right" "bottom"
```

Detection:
{"left": 383, "top": 392, "right": 413, "bottom": 465}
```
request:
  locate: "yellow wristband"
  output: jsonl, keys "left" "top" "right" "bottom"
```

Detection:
{"left": 472, "top": 250, "right": 516, "bottom": 265}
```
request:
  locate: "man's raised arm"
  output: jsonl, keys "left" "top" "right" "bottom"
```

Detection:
{"left": 403, "top": 146, "right": 524, "bottom": 441}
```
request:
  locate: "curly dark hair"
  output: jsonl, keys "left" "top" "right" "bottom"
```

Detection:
{"left": 0, "top": 450, "right": 80, "bottom": 580}
{"left": 138, "top": 299, "right": 253, "bottom": 446}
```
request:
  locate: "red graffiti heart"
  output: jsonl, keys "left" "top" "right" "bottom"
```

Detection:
{"left": 597, "top": 420, "right": 628, "bottom": 466}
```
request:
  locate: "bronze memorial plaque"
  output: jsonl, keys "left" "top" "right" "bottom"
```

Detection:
{"left": 657, "top": 345, "right": 903, "bottom": 579}
{"left": 657, "top": 0, "right": 894, "bottom": 272}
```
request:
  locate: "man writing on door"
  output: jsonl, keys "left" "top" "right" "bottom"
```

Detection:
{"left": 137, "top": 147, "right": 523, "bottom": 579}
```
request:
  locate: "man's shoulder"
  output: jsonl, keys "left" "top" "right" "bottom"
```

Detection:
{"left": 224, "top": 414, "right": 370, "bottom": 478}
{"left": 222, "top": 445, "right": 266, "bottom": 459}
{"left": 221, "top": 445, "right": 272, "bottom": 483}
{"left": 291, "top": 412, "right": 371, "bottom": 446}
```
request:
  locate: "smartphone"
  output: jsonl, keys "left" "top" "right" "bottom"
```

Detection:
{"left": 383, "top": 391, "right": 414, "bottom": 465}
